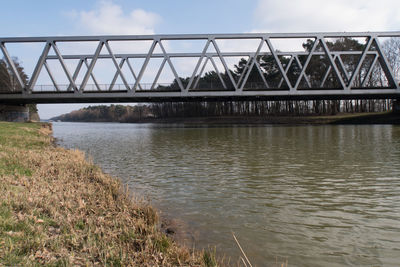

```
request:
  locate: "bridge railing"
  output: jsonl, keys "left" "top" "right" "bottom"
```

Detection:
{"left": 28, "top": 82, "right": 278, "bottom": 92}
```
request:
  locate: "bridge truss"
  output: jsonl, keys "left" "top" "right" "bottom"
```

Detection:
{"left": 0, "top": 32, "right": 399, "bottom": 103}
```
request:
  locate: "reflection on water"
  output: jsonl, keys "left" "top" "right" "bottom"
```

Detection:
{"left": 53, "top": 123, "right": 400, "bottom": 266}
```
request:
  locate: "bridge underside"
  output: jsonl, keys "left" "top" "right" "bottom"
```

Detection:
{"left": 1, "top": 90, "right": 398, "bottom": 104}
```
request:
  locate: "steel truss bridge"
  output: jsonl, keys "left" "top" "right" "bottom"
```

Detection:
{"left": 0, "top": 32, "right": 399, "bottom": 104}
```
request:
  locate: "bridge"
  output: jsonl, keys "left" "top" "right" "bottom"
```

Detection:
{"left": 0, "top": 32, "right": 399, "bottom": 104}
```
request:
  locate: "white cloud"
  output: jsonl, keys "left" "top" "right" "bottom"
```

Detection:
{"left": 77, "top": 1, "right": 160, "bottom": 35}
{"left": 254, "top": 0, "right": 400, "bottom": 32}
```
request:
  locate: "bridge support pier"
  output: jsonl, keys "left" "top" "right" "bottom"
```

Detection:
{"left": 393, "top": 99, "right": 400, "bottom": 114}
{"left": 0, "top": 104, "right": 30, "bottom": 122}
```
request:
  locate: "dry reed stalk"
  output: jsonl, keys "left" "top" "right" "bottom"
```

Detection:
{"left": 232, "top": 233, "right": 252, "bottom": 267}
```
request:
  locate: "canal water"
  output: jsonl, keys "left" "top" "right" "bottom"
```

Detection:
{"left": 53, "top": 122, "right": 400, "bottom": 266}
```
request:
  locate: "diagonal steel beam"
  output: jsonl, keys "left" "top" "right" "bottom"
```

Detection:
{"left": 158, "top": 40, "right": 184, "bottom": 92}
{"left": 43, "top": 61, "right": 60, "bottom": 91}
{"left": 26, "top": 42, "right": 51, "bottom": 91}
{"left": 186, "top": 39, "right": 211, "bottom": 91}
{"left": 67, "top": 58, "right": 84, "bottom": 91}
{"left": 105, "top": 41, "right": 130, "bottom": 91}
{"left": 80, "top": 41, "right": 103, "bottom": 92}
{"left": 51, "top": 41, "right": 78, "bottom": 91}
{"left": 210, "top": 56, "right": 227, "bottom": 89}
{"left": 239, "top": 39, "right": 265, "bottom": 90}
{"left": 134, "top": 40, "right": 157, "bottom": 91}
{"left": 294, "top": 55, "right": 312, "bottom": 88}
{"left": 373, "top": 37, "right": 398, "bottom": 89}
{"left": 320, "top": 38, "right": 346, "bottom": 90}
{"left": 294, "top": 39, "right": 318, "bottom": 89}
{"left": 237, "top": 55, "right": 252, "bottom": 87}
{"left": 193, "top": 57, "right": 209, "bottom": 89}
{"left": 265, "top": 38, "right": 293, "bottom": 90}
{"left": 126, "top": 58, "right": 143, "bottom": 90}
{"left": 84, "top": 59, "right": 101, "bottom": 91}
{"left": 278, "top": 56, "right": 295, "bottom": 88}
{"left": 0, "top": 42, "right": 26, "bottom": 91}
{"left": 151, "top": 58, "right": 167, "bottom": 90}
{"left": 109, "top": 58, "right": 126, "bottom": 91}
{"left": 254, "top": 59, "right": 269, "bottom": 88}
{"left": 336, "top": 55, "right": 350, "bottom": 83}
{"left": 347, "top": 37, "right": 373, "bottom": 88}
{"left": 361, "top": 54, "right": 378, "bottom": 87}
{"left": 211, "top": 39, "right": 238, "bottom": 90}
{"left": 320, "top": 55, "right": 337, "bottom": 88}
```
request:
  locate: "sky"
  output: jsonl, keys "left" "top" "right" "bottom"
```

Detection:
{"left": 1, "top": 0, "right": 399, "bottom": 119}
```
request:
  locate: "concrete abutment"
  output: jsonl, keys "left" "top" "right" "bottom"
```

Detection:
{"left": 0, "top": 104, "right": 29, "bottom": 122}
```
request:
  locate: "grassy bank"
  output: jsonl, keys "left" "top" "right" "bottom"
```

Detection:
{"left": 0, "top": 122, "right": 213, "bottom": 266}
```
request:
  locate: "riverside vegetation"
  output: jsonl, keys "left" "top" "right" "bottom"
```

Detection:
{"left": 0, "top": 122, "right": 217, "bottom": 266}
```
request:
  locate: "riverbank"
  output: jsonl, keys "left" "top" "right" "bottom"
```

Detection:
{"left": 140, "top": 112, "right": 400, "bottom": 125}
{"left": 0, "top": 122, "right": 214, "bottom": 266}
{"left": 53, "top": 112, "right": 400, "bottom": 125}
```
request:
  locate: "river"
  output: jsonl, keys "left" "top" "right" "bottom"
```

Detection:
{"left": 53, "top": 122, "right": 400, "bottom": 266}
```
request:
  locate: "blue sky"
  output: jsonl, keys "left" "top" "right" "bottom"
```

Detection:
{"left": 1, "top": 0, "right": 399, "bottom": 119}
{"left": 1, "top": 0, "right": 257, "bottom": 36}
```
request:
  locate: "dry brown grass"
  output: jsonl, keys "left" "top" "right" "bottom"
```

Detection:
{"left": 0, "top": 122, "right": 212, "bottom": 266}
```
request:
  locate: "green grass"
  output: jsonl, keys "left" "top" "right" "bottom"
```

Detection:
{"left": 0, "top": 122, "right": 48, "bottom": 149}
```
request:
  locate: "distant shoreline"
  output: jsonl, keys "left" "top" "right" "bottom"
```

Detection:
{"left": 51, "top": 112, "right": 400, "bottom": 125}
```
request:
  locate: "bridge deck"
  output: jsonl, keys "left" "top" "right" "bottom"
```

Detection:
{"left": 1, "top": 90, "right": 398, "bottom": 104}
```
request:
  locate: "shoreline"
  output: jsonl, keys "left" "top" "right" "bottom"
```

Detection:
{"left": 0, "top": 122, "right": 213, "bottom": 266}
{"left": 51, "top": 112, "right": 400, "bottom": 125}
